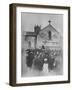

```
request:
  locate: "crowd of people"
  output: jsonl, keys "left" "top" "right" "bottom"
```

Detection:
{"left": 26, "top": 46, "right": 62, "bottom": 72}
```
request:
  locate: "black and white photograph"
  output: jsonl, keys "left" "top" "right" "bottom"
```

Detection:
{"left": 9, "top": 4, "right": 70, "bottom": 86}
{"left": 21, "top": 13, "right": 63, "bottom": 77}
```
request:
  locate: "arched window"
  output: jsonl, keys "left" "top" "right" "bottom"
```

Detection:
{"left": 48, "top": 31, "right": 51, "bottom": 40}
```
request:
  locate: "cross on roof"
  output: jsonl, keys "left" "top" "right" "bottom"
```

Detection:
{"left": 48, "top": 20, "right": 51, "bottom": 24}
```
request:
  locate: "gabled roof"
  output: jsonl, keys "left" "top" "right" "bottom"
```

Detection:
{"left": 41, "top": 24, "right": 59, "bottom": 34}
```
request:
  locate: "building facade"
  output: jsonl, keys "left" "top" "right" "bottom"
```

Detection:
{"left": 24, "top": 21, "right": 62, "bottom": 51}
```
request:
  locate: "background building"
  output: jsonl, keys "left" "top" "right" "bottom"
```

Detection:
{"left": 24, "top": 20, "right": 62, "bottom": 50}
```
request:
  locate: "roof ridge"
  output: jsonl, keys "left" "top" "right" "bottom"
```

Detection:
{"left": 49, "top": 24, "right": 59, "bottom": 33}
{"left": 41, "top": 24, "right": 59, "bottom": 34}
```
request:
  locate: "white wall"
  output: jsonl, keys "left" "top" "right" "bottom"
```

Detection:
{"left": 0, "top": 0, "right": 72, "bottom": 90}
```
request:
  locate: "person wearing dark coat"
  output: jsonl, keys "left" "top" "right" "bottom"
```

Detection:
{"left": 33, "top": 52, "right": 44, "bottom": 71}
{"left": 26, "top": 49, "right": 34, "bottom": 68}
{"left": 48, "top": 57, "right": 55, "bottom": 71}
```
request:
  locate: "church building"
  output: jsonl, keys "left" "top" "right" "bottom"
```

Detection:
{"left": 24, "top": 20, "right": 62, "bottom": 51}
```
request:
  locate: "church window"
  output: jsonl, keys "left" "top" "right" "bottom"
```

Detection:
{"left": 48, "top": 31, "right": 51, "bottom": 40}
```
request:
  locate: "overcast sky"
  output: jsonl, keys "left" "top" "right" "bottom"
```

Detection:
{"left": 21, "top": 12, "right": 63, "bottom": 35}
